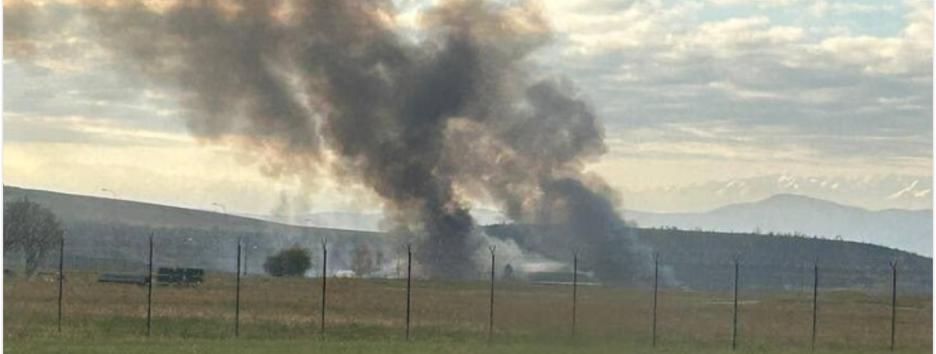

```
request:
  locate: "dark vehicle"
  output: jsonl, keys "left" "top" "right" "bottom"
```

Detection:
{"left": 98, "top": 273, "right": 149, "bottom": 286}
{"left": 156, "top": 267, "right": 204, "bottom": 286}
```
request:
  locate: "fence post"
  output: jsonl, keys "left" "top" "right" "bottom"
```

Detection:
{"left": 147, "top": 232, "right": 154, "bottom": 337}
{"left": 652, "top": 251, "right": 659, "bottom": 347}
{"left": 732, "top": 255, "right": 740, "bottom": 351}
{"left": 235, "top": 238, "right": 242, "bottom": 337}
{"left": 57, "top": 236, "right": 65, "bottom": 333}
{"left": 488, "top": 246, "right": 496, "bottom": 343}
{"left": 571, "top": 251, "right": 578, "bottom": 341}
{"left": 890, "top": 260, "right": 898, "bottom": 351}
{"left": 243, "top": 238, "right": 249, "bottom": 276}
{"left": 320, "top": 239, "right": 327, "bottom": 337}
{"left": 405, "top": 243, "right": 412, "bottom": 341}
{"left": 812, "top": 258, "right": 818, "bottom": 350}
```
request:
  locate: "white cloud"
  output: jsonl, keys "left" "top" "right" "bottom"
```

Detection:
{"left": 808, "top": 1, "right": 891, "bottom": 18}
{"left": 683, "top": 17, "right": 806, "bottom": 57}
{"left": 537, "top": 0, "right": 930, "bottom": 153}
{"left": 706, "top": 0, "right": 807, "bottom": 7}
{"left": 706, "top": 80, "right": 781, "bottom": 100}
{"left": 545, "top": 0, "right": 703, "bottom": 54}
{"left": 805, "top": 1, "right": 931, "bottom": 76}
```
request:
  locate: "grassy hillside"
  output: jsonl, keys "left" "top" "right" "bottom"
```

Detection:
{"left": 485, "top": 225, "right": 932, "bottom": 293}
{"left": 3, "top": 186, "right": 384, "bottom": 273}
{"left": 637, "top": 228, "right": 931, "bottom": 292}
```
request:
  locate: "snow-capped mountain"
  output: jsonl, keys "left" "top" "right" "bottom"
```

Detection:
{"left": 288, "top": 194, "right": 932, "bottom": 257}
{"left": 619, "top": 174, "right": 933, "bottom": 213}
{"left": 625, "top": 194, "right": 933, "bottom": 257}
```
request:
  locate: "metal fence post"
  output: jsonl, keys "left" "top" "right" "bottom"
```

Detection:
{"left": 652, "top": 251, "right": 659, "bottom": 347}
{"left": 57, "top": 236, "right": 65, "bottom": 333}
{"left": 812, "top": 259, "right": 819, "bottom": 350}
{"left": 320, "top": 239, "right": 327, "bottom": 336}
{"left": 235, "top": 238, "right": 242, "bottom": 337}
{"left": 405, "top": 243, "right": 412, "bottom": 341}
{"left": 488, "top": 246, "right": 496, "bottom": 343}
{"left": 890, "top": 260, "right": 898, "bottom": 351}
{"left": 572, "top": 251, "right": 578, "bottom": 341}
{"left": 732, "top": 256, "right": 740, "bottom": 351}
{"left": 147, "top": 233, "right": 154, "bottom": 337}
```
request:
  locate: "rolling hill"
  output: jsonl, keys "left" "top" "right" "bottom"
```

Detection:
{"left": 3, "top": 186, "right": 931, "bottom": 292}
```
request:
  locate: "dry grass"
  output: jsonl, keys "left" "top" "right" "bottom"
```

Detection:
{"left": 4, "top": 271, "right": 932, "bottom": 353}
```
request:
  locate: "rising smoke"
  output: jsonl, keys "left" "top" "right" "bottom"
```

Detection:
{"left": 12, "top": 0, "right": 652, "bottom": 282}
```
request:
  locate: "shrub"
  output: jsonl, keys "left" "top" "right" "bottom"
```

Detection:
{"left": 264, "top": 246, "right": 312, "bottom": 277}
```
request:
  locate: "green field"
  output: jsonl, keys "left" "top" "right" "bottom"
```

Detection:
{"left": 5, "top": 272, "right": 932, "bottom": 353}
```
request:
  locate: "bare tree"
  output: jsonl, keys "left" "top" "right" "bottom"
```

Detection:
{"left": 4, "top": 198, "right": 64, "bottom": 277}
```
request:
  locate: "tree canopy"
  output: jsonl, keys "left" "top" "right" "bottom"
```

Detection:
{"left": 264, "top": 245, "right": 312, "bottom": 277}
{"left": 4, "top": 198, "right": 64, "bottom": 277}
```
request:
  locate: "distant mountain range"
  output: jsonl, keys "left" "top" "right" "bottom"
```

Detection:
{"left": 247, "top": 194, "right": 932, "bottom": 257}
{"left": 625, "top": 194, "right": 933, "bottom": 257}
{"left": 618, "top": 174, "right": 933, "bottom": 212}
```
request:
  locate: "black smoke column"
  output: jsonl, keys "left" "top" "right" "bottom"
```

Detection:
{"left": 79, "top": 0, "right": 651, "bottom": 282}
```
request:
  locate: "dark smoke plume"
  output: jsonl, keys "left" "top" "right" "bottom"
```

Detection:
{"left": 19, "top": 0, "right": 651, "bottom": 281}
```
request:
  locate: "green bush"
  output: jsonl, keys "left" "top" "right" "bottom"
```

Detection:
{"left": 263, "top": 246, "right": 312, "bottom": 277}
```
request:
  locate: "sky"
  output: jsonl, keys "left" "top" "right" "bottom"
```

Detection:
{"left": 3, "top": 0, "right": 933, "bottom": 215}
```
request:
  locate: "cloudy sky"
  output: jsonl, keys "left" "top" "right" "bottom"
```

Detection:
{"left": 3, "top": 0, "right": 933, "bottom": 215}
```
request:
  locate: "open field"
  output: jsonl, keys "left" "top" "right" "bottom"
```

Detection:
{"left": 5, "top": 272, "right": 932, "bottom": 353}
